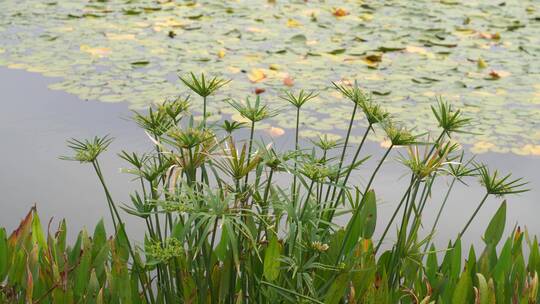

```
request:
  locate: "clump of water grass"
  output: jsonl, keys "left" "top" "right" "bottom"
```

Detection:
{"left": 0, "top": 74, "right": 535, "bottom": 303}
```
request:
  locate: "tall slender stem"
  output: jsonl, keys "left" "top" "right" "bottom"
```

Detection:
{"left": 332, "top": 124, "right": 372, "bottom": 204}
{"left": 423, "top": 177, "right": 456, "bottom": 253}
{"left": 459, "top": 193, "right": 490, "bottom": 238}
{"left": 91, "top": 160, "right": 154, "bottom": 303}
{"left": 202, "top": 96, "right": 207, "bottom": 127}
{"left": 329, "top": 102, "right": 358, "bottom": 201}
{"left": 244, "top": 120, "right": 255, "bottom": 185}
{"left": 363, "top": 145, "right": 393, "bottom": 197}
{"left": 292, "top": 107, "right": 301, "bottom": 204}
{"left": 256, "top": 169, "right": 274, "bottom": 242}
{"left": 299, "top": 181, "right": 316, "bottom": 219}
{"left": 374, "top": 180, "right": 414, "bottom": 253}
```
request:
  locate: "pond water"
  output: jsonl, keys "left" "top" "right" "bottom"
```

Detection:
{"left": 0, "top": 0, "right": 539, "bottom": 248}
{"left": 0, "top": 66, "right": 538, "bottom": 249}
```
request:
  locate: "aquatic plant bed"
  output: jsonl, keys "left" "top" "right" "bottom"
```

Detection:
{"left": 0, "top": 1, "right": 539, "bottom": 154}
{"left": 0, "top": 76, "right": 536, "bottom": 303}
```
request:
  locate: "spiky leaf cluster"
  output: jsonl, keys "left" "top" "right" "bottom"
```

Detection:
{"left": 228, "top": 95, "right": 278, "bottom": 122}
{"left": 179, "top": 72, "right": 230, "bottom": 98}
{"left": 60, "top": 136, "right": 113, "bottom": 163}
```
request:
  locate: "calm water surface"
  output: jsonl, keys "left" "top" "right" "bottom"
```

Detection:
{"left": 0, "top": 66, "right": 538, "bottom": 248}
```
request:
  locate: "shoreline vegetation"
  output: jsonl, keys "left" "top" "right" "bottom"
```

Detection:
{"left": 1, "top": 74, "right": 535, "bottom": 303}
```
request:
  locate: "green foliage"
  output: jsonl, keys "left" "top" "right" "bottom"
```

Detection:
{"left": 1, "top": 76, "right": 535, "bottom": 303}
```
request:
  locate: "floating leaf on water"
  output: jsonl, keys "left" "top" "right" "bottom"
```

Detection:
{"left": 359, "top": 13, "right": 373, "bottom": 21}
{"left": 327, "top": 49, "right": 346, "bottom": 55}
{"left": 372, "top": 90, "right": 391, "bottom": 96}
{"left": 479, "top": 32, "right": 501, "bottom": 40}
{"left": 283, "top": 75, "right": 294, "bottom": 87}
{"left": 411, "top": 77, "right": 440, "bottom": 84}
{"left": 80, "top": 45, "right": 111, "bottom": 57}
{"left": 487, "top": 70, "right": 510, "bottom": 80}
{"left": 131, "top": 61, "right": 150, "bottom": 67}
{"left": 268, "top": 64, "right": 280, "bottom": 71}
{"left": 286, "top": 18, "right": 301, "bottom": 28}
{"left": 332, "top": 8, "right": 349, "bottom": 17}
{"left": 289, "top": 34, "right": 307, "bottom": 45}
{"left": 246, "top": 27, "right": 267, "bottom": 33}
{"left": 217, "top": 49, "right": 226, "bottom": 59}
{"left": 123, "top": 9, "right": 141, "bottom": 15}
{"left": 106, "top": 33, "right": 136, "bottom": 41}
{"left": 266, "top": 126, "right": 285, "bottom": 137}
{"left": 362, "top": 53, "right": 382, "bottom": 68}
{"left": 248, "top": 69, "right": 266, "bottom": 83}
{"left": 477, "top": 58, "right": 488, "bottom": 69}
{"left": 471, "top": 141, "right": 496, "bottom": 154}
{"left": 187, "top": 14, "right": 203, "bottom": 20}
{"left": 377, "top": 46, "right": 406, "bottom": 52}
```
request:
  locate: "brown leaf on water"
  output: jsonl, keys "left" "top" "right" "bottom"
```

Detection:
{"left": 365, "top": 54, "right": 382, "bottom": 62}
{"left": 362, "top": 53, "right": 383, "bottom": 68}
{"left": 254, "top": 88, "right": 266, "bottom": 95}
{"left": 283, "top": 75, "right": 294, "bottom": 87}
{"left": 488, "top": 70, "right": 510, "bottom": 80}
{"left": 478, "top": 32, "right": 501, "bottom": 40}
{"left": 332, "top": 8, "right": 349, "bottom": 17}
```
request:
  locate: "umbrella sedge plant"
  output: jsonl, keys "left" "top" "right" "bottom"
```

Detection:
{"left": 0, "top": 74, "right": 535, "bottom": 303}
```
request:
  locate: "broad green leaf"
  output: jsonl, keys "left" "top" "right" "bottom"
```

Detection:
{"left": 452, "top": 271, "right": 472, "bottom": 303}
{"left": 325, "top": 273, "right": 349, "bottom": 304}
{"left": 426, "top": 244, "right": 438, "bottom": 284}
{"left": 74, "top": 230, "right": 92, "bottom": 299}
{"left": 0, "top": 228, "right": 7, "bottom": 281}
{"left": 493, "top": 238, "right": 512, "bottom": 281}
{"left": 341, "top": 190, "right": 376, "bottom": 257}
{"left": 263, "top": 232, "right": 280, "bottom": 281}
{"left": 466, "top": 245, "right": 477, "bottom": 274}
{"left": 114, "top": 224, "right": 130, "bottom": 262}
{"left": 215, "top": 225, "right": 229, "bottom": 262}
{"left": 528, "top": 237, "right": 540, "bottom": 274}
{"left": 476, "top": 273, "right": 489, "bottom": 304}
{"left": 450, "top": 239, "right": 462, "bottom": 281}
{"left": 483, "top": 201, "right": 506, "bottom": 246}
{"left": 31, "top": 211, "right": 47, "bottom": 250}
{"left": 360, "top": 191, "right": 377, "bottom": 239}
{"left": 92, "top": 219, "right": 107, "bottom": 258}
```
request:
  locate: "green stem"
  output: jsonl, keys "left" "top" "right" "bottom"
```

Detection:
{"left": 328, "top": 102, "right": 358, "bottom": 201}
{"left": 203, "top": 96, "right": 207, "bottom": 127}
{"left": 290, "top": 180, "right": 316, "bottom": 254}
{"left": 244, "top": 120, "right": 256, "bottom": 185}
{"left": 459, "top": 193, "right": 490, "bottom": 238}
{"left": 91, "top": 160, "right": 154, "bottom": 304}
{"left": 332, "top": 124, "right": 372, "bottom": 206}
{"left": 299, "top": 181, "right": 316, "bottom": 219}
{"left": 374, "top": 180, "right": 414, "bottom": 253}
{"left": 423, "top": 177, "right": 456, "bottom": 253}
{"left": 292, "top": 107, "right": 300, "bottom": 204}
{"left": 256, "top": 169, "right": 274, "bottom": 242}
{"left": 363, "top": 144, "right": 393, "bottom": 197}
